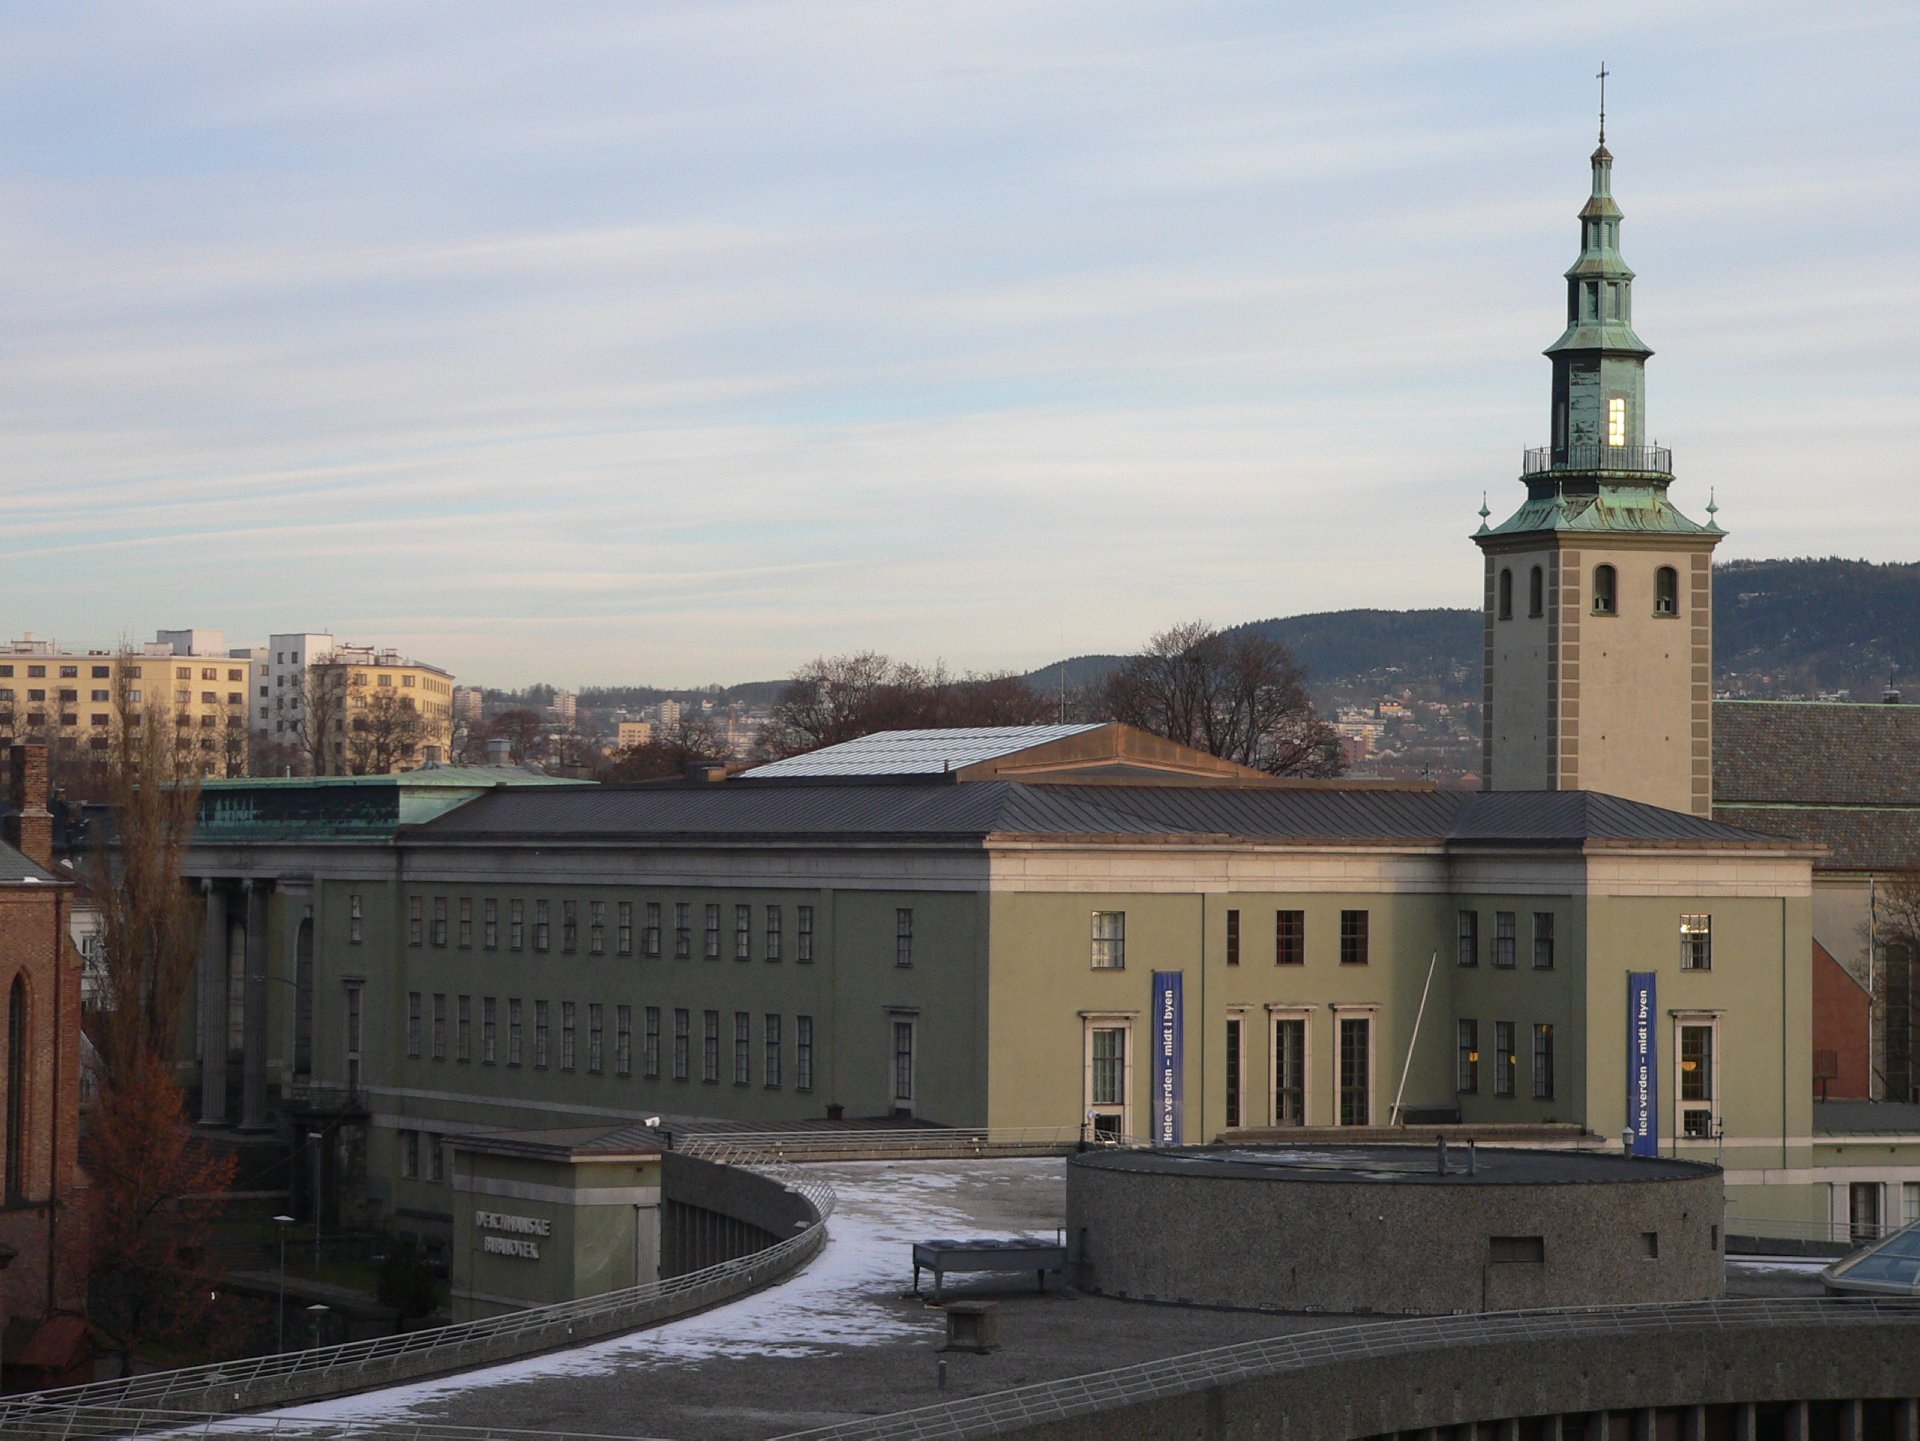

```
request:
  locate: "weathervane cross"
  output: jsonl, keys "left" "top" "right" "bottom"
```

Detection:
{"left": 1597, "top": 62, "right": 1609, "bottom": 143}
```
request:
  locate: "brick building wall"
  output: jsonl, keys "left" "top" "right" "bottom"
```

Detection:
{"left": 1812, "top": 939, "right": 1872, "bottom": 1101}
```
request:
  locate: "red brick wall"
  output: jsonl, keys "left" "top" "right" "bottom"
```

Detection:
{"left": 1812, "top": 938, "right": 1872, "bottom": 1100}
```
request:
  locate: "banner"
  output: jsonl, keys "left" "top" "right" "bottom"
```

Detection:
{"left": 1151, "top": 970, "right": 1183, "bottom": 1146}
{"left": 1627, "top": 971, "right": 1659, "bottom": 1157}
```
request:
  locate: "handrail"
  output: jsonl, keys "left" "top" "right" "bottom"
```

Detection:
{"left": 1522, "top": 442, "right": 1673, "bottom": 475}
{"left": 1726, "top": 1212, "right": 1896, "bottom": 1247}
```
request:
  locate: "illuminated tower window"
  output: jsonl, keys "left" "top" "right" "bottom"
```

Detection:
{"left": 1608, "top": 396, "right": 1626, "bottom": 447}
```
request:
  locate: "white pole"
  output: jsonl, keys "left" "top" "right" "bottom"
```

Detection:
{"left": 1389, "top": 951, "right": 1440, "bottom": 1127}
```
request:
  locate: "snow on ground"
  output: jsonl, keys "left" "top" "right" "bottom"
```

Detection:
{"left": 271, "top": 1157, "right": 1064, "bottom": 1425}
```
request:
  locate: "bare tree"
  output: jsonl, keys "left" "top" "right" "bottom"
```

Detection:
{"left": 347, "top": 682, "right": 429, "bottom": 774}
{"left": 1096, "top": 621, "right": 1344, "bottom": 777}
{"left": 600, "top": 714, "right": 733, "bottom": 781}
{"left": 756, "top": 654, "right": 1053, "bottom": 760}
{"left": 291, "top": 660, "right": 352, "bottom": 776}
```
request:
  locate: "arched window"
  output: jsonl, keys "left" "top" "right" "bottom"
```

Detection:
{"left": 1497, "top": 569, "right": 1513, "bottom": 620}
{"left": 1528, "top": 566, "right": 1544, "bottom": 618}
{"left": 1592, "top": 564, "right": 1617, "bottom": 616}
{"left": 1655, "top": 566, "right": 1679, "bottom": 617}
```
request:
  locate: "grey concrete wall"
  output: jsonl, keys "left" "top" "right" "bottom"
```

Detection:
{"left": 1066, "top": 1155, "right": 1723, "bottom": 1314}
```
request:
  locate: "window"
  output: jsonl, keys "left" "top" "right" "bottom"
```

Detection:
{"left": 735, "top": 904, "right": 751, "bottom": 960}
{"left": 1339, "top": 910, "right": 1368, "bottom": 966}
{"left": 767, "top": 905, "right": 784, "bottom": 962}
{"left": 765, "top": 1014, "right": 782, "bottom": 1088}
{"left": 401, "top": 1130, "right": 419, "bottom": 1179}
{"left": 1457, "top": 1019, "right": 1479, "bottom": 1093}
{"left": 1523, "top": 564, "right": 1543, "bottom": 620}
{"left": 1494, "top": 1021, "right": 1515, "bottom": 1097}
{"left": 560, "top": 1001, "right": 576, "bottom": 1071}
{"left": 563, "top": 900, "right": 579, "bottom": 953}
{"left": 617, "top": 901, "right": 633, "bottom": 956}
{"left": 533, "top": 900, "right": 550, "bottom": 952}
{"left": 484, "top": 898, "right": 498, "bottom": 949}
{"left": 1678, "top": 1020, "right": 1717, "bottom": 1139}
{"left": 644, "top": 1006, "right": 661, "bottom": 1078}
{"left": 644, "top": 902, "right": 661, "bottom": 958}
{"left": 893, "top": 1018, "right": 917, "bottom": 1113}
{"left": 702, "top": 1011, "right": 720, "bottom": 1082}
{"left": 430, "top": 1134, "right": 446, "bottom": 1184}
{"left": 733, "top": 1011, "right": 751, "bottom": 1085}
{"left": 92, "top": 665, "right": 109, "bottom": 679}
{"left": 1090, "top": 911, "right": 1125, "bottom": 970}
{"left": 509, "top": 999, "right": 523, "bottom": 1065}
{"left": 458, "top": 898, "right": 473, "bottom": 948}
{"left": 798, "top": 906, "right": 814, "bottom": 963}
{"left": 1338, "top": 1015, "right": 1371, "bottom": 1125}
{"left": 90, "top": 689, "right": 108, "bottom": 703}
{"left": 1225, "top": 1016, "right": 1243, "bottom": 1128}
{"left": 1225, "top": 909, "right": 1241, "bottom": 966}
{"left": 1494, "top": 911, "right": 1516, "bottom": 968}
{"left": 1457, "top": 910, "right": 1479, "bottom": 967}
{"left": 796, "top": 1016, "right": 814, "bottom": 1091}
{"left": 1272, "top": 1015, "right": 1307, "bottom": 1125}
{"left": 1498, "top": 568, "right": 1513, "bottom": 620}
{"left": 349, "top": 894, "right": 363, "bottom": 945}
{"left": 704, "top": 903, "right": 721, "bottom": 959}
{"left": 1490, "top": 1236, "right": 1545, "bottom": 1264}
{"left": 1681, "top": 914, "right": 1712, "bottom": 970}
{"left": 672, "top": 1009, "right": 689, "bottom": 1079}
{"left": 1592, "top": 563, "right": 1617, "bottom": 616}
{"left": 344, "top": 983, "right": 363, "bottom": 1089}
{"left": 1608, "top": 395, "right": 1626, "bottom": 448}
{"left": 431, "top": 993, "right": 446, "bottom": 1060}
{"left": 894, "top": 907, "right": 911, "bottom": 967}
{"left": 1276, "top": 910, "right": 1305, "bottom": 966}
{"left": 1532, "top": 1023, "right": 1555, "bottom": 1100}
{"left": 674, "top": 903, "right": 691, "bottom": 959}
{"left": 1085, "top": 1022, "right": 1128, "bottom": 1137}
{"left": 589, "top": 901, "right": 605, "bottom": 955}
{"left": 1655, "top": 565, "right": 1679, "bottom": 616}
{"left": 616, "top": 1005, "right": 633, "bottom": 1076}
{"left": 510, "top": 900, "right": 525, "bottom": 950}
{"left": 1532, "top": 912, "right": 1555, "bottom": 969}
{"left": 534, "top": 1000, "right": 550, "bottom": 1068}
{"left": 432, "top": 897, "right": 448, "bottom": 947}
{"left": 409, "top": 897, "right": 424, "bottom": 947}
{"left": 482, "top": 997, "right": 497, "bottom": 1064}
{"left": 456, "top": 995, "right": 471, "bottom": 1062}
{"left": 1904, "top": 1181, "right": 1920, "bottom": 1227}
{"left": 1850, "top": 1183, "right": 1882, "bottom": 1244}
{"left": 407, "top": 992, "right": 422, "bottom": 1057}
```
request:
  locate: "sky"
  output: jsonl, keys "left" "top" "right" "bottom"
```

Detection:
{"left": 2, "top": 2, "right": 1914, "bottom": 689}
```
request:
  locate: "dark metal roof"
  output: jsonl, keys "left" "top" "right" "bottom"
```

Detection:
{"left": 1716, "top": 701, "right": 1920, "bottom": 807}
{"left": 412, "top": 779, "right": 1797, "bottom": 850}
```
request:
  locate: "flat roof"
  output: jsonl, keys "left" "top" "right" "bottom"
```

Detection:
{"left": 1070, "top": 1144, "right": 1717, "bottom": 1185}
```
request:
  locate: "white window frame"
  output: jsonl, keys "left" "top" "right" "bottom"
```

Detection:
{"left": 1081, "top": 1010, "right": 1136, "bottom": 1140}
{"left": 1267, "top": 1004, "right": 1314, "bottom": 1127}
{"left": 1332, "top": 1004, "right": 1377, "bottom": 1127}
{"left": 1673, "top": 1010, "right": 1722, "bottom": 1143}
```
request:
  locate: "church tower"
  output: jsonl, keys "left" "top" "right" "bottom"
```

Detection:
{"left": 1476, "top": 99, "right": 1722, "bottom": 816}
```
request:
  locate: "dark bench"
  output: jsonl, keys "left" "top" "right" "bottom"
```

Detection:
{"left": 911, "top": 1238, "right": 1068, "bottom": 1302}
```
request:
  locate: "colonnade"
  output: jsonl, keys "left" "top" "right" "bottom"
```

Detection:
{"left": 192, "top": 875, "right": 312, "bottom": 1131}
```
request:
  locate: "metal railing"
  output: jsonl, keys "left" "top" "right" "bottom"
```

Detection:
{"left": 682, "top": 1124, "right": 1102, "bottom": 1161}
{"left": 773, "top": 1297, "right": 1920, "bottom": 1441}
{"left": 0, "top": 1136, "right": 834, "bottom": 1432}
{"left": 1523, "top": 443, "right": 1672, "bottom": 475}
{"left": 1726, "top": 1212, "right": 1897, "bottom": 1249}
{"left": 0, "top": 1408, "right": 677, "bottom": 1441}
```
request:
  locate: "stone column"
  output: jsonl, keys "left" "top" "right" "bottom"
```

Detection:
{"left": 240, "top": 880, "right": 273, "bottom": 1131}
{"left": 197, "top": 881, "right": 229, "bottom": 1126}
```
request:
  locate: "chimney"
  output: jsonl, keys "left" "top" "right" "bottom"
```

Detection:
{"left": 6, "top": 744, "right": 53, "bottom": 870}
{"left": 487, "top": 737, "right": 513, "bottom": 766}
{"left": 683, "top": 761, "right": 729, "bottom": 783}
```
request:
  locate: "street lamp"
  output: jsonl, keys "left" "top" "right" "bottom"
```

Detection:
{"left": 306, "top": 1302, "right": 330, "bottom": 1350}
{"left": 272, "top": 1214, "right": 295, "bottom": 1351}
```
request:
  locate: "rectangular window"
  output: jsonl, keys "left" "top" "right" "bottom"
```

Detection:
{"left": 644, "top": 1006, "right": 660, "bottom": 1078}
{"left": 767, "top": 905, "right": 784, "bottom": 962}
{"left": 703, "top": 1010, "right": 720, "bottom": 1082}
{"left": 796, "top": 1016, "right": 814, "bottom": 1091}
{"left": 1225, "top": 1016, "right": 1243, "bottom": 1128}
{"left": 1681, "top": 914, "right": 1712, "bottom": 970}
{"left": 1338, "top": 1015, "right": 1371, "bottom": 1125}
{"left": 534, "top": 1000, "right": 550, "bottom": 1068}
{"left": 482, "top": 997, "right": 497, "bottom": 1064}
{"left": 617, "top": 901, "right": 633, "bottom": 956}
{"left": 344, "top": 983, "right": 363, "bottom": 1089}
{"left": 644, "top": 902, "right": 662, "bottom": 958}
{"left": 894, "top": 907, "right": 911, "bottom": 967}
{"left": 484, "top": 898, "right": 499, "bottom": 949}
{"left": 563, "top": 900, "right": 578, "bottom": 953}
{"left": 407, "top": 992, "right": 422, "bottom": 1058}
{"left": 672, "top": 1008, "right": 689, "bottom": 1079}
{"left": 458, "top": 897, "right": 473, "bottom": 949}
{"left": 1532, "top": 912, "right": 1555, "bottom": 969}
{"left": 409, "top": 896, "right": 424, "bottom": 947}
{"left": 589, "top": 901, "right": 605, "bottom": 955}
{"left": 1494, "top": 1021, "right": 1515, "bottom": 1097}
{"left": 893, "top": 1019, "right": 916, "bottom": 1109}
{"left": 1679, "top": 1021, "right": 1716, "bottom": 1138}
{"left": 1904, "top": 1182, "right": 1920, "bottom": 1227}
{"left": 1273, "top": 1016, "right": 1306, "bottom": 1125}
{"left": 798, "top": 906, "right": 814, "bottom": 963}
{"left": 432, "top": 897, "right": 448, "bottom": 947}
{"left": 1090, "top": 910, "right": 1125, "bottom": 970}
{"left": 1494, "top": 911, "right": 1516, "bottom": 968}
{"left": 705, "top": 903, "right": 721, "bottom": 959}
{"left": 456, "top": 996, "right": 471, "bottom": 1061}
{"left": 1275, "top": 910, "right": 1304, "bottom": 966}
{"left": 734, "top": 1011, "right": 751, "bottom": 1085}
{"left": 510, "top": 899, "right": 525, "bottom": 950}
{"left": 764, "top": 1014, "right": 782, "bottom": 1088}
{"left": 1090, "top": 1026, "right": 1125, "bottom": 1110}
{"left": 1339, "top": 910, "right": 1369, "bottom": 966}
{"left": 430, "top": 1134, "right": 446, "bottom": 1184}
{"left": 1532, "top": 1023, "right": 1555, "bottom": 1100}
{"left": 560, "top": 1001, "right": 576, "bottom": 1071}
{"left": 534, "top": 900, "right": 551, "bottom": 952}
{"left": 1225, "top": 909, "right": 1241, "bottom": 967}
{"left": 349, "top": 893, "right": 363, "bottom": 945}
{"left": 674, "top": 903, "right": 691, "bottom": 959}
{"left": 734, "top": 904, "right": 751, "bottom": 960}
{"left": 401, "top": 1129, "right": 419, "bottom": 1179}
{"left": 616, "top": 1005, "right": 633, "bottom": 1076}
{"left": 1608, "top": 395, "right": 1626, "bottom": 448}
{"left": 1457, "top": 910, "right": 1478, "bottom": 967}
{"left": 1457, "top": 1019, "right": 1479, "bottom": 1094}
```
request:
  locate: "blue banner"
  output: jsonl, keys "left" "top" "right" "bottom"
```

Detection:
{"left": 1627, "top": 971, "right": 1658, "bottom": 1157}
{"left": 1152, "top": 971, "right": 1182, "bottom": 1146}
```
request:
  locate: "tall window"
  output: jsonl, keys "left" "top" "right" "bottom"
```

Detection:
{"left": 1528, "top": 565, "right": 1544, "bottom": 618}
{"left": 432, "top": 897, "right": 447, "bottom": 947}
{"left": 798, "top": 906, "right": 814, "bottom": 963}
{"left": 764, "top": 1014, "right": 782, "bottom": 1088}
{"left": 589, "top": 901, "right": 605, "bottom": 955}
{"left": 734, "top": 1011, "right": 751, "bottom": 1084}
{"left": 767, "top": 905, "right": 784, "bottom": 962}
{"left": 643, "top": 1006, "right": 660, "bottom": 1078}
{"left": 408, "top": 897, "right": 423, "bottom": 947}
{"left": 893, "top": 1018, "right": 917, "bottom": 1112}
{"left": 1592, "top": 564, "right": 1617, "bottom": 616}
{"left": 1607, "top": 395, "right": 1626, "bottom": 447}
{"left": 534, "top": 1000, "right": 550, "bottom": 1068}
{"left": 1456, "top": 910, "right": 1479, "bottom": 967}
{"left": 1655, "top": 565, "right": 1679, "bottom": 616}
{"left": 560, "top": 1001, "right": 576, "bottom": 1071}
{"left": 1225, "top": 1016, "right": 1243, "bottom": 1128}
{"left": 1532, "top": 912, "right": 1555, "bottom": 969}
{"left": 674, "top": 903, "right": 691, "bottom": 959}
{"left": 894, "top": 908, "right": 913, "bottom": 967}
{"left": 1273, "top": 1016, "right": 1306, "bottom": 1125}
{"left": 344, "top": 982, "right": 363, "bottom": 1089}
{"left": 796, "top": 1016, "right": 814, "bottom": 1091}
{"left": 510, "top": 900, "right": 525, "bottom": 950}
{"left": 616, "top": 1005, "right": 632, "bottom": 1076}
{"left": 644, "top": 902, "right": 661, "bottom": 958}
{"left": 1088, "top": 1025, "right": 1125, "bottom": 1135}
{"left": 484, "top": 898, "right": 498, "bottom": 949}
{"left": 482, "top": 997, "right": 497, "bottom": 1064}
{"left": 349, "top": 894, "right": 362, "bottom": 944}
{"left": 406, "top": 992, "right": 422, "bottom": 1058}
{"left": 617, "top": 901, "right": 633, "bottom": 956}
{"left": 703, "top": 1011, "right": 720, "bottom": 1082}
{"left": 533, "top": 900, "right": 550, "bottom": 952}
{"left": 508, "top": 998, "right": 523, "bottom": 1066}
{"left": 672, "top": 1008, "right": 690, "bottom": 1080}
{"left": 704, "top": 903, "right": 721, "bottom": 960}
{"left": 1338, "top": 1016, "right": 1371, "bottom": 1126}
{"left": 1225, "top": 909, "right": 1241, "bottom": 967}
{"left": 1494, "top": 911, "right": 1516, "bottom": 968}
{"left": 431, "top": 993, "right": 446, "bottom": 1059}
{"left": 735, "top": 904, "right": 751, "bottom": 960}
{"left": 456, "top": 994, "right": 471, "bottom": 1062}
{"left": 1679, "top": 1020, "right": 1716, "bottom": 1138}
{"left": 1339, "top": 910, "right": 1369, "bottom": 966}
{"left": 562, "top": 900, "right": 578, "bottom": 953}
{"left": 1457, "top": 1019, "right": 1479, "bottom": 1094}
{"left": 1090, "top": 911, "right": 1125, "bottom": 969}
{"left": 1681, "top": 914, "right": 1712, "bottom": 970}
{"left": 1498, "top": 568, "right": 1513, "bottom": 621}
{"left": 1494, "top": 1021, "right": 1515, "bottom": 1097}
{"left": 1276, "top": 910, "right": 1305, "bottom": 966}
{"left": 458, "top": 898, "right": 473, "bottom": 948}
{"left": 1532, "top": 1023, "right": 1555, "bottom": 1100}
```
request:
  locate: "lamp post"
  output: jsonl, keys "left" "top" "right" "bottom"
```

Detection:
{"left": 307, "top": 1129, "right": 323, "bottom": 1274}
{"left": 272, "top": 1213, "right": 295, "bottom": 1351}
{"left": 306, "top": 1302, "right": 330, "bottom": 1350}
